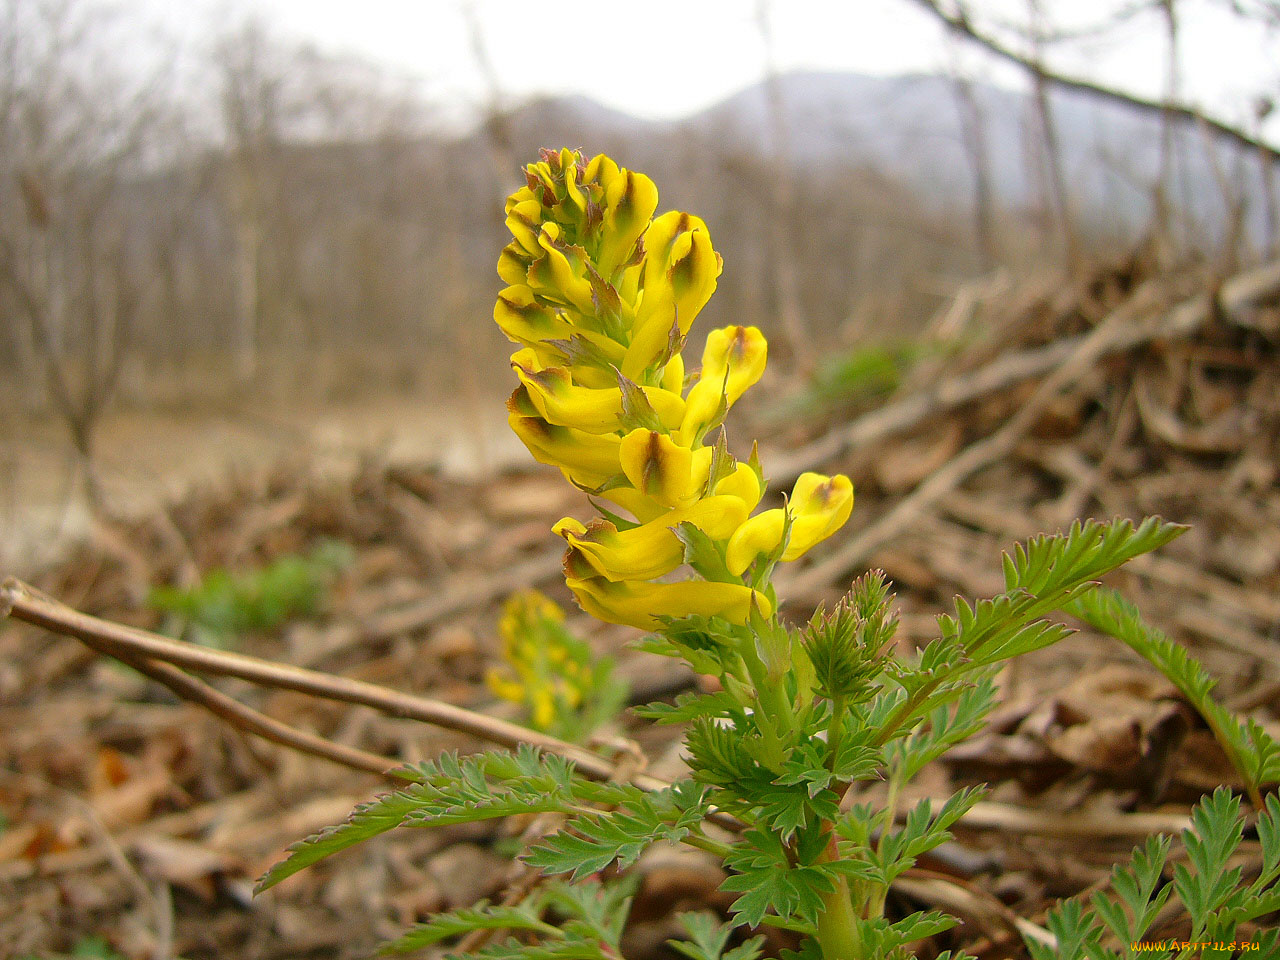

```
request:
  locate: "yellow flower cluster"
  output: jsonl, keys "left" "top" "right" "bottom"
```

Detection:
{"left": 496, "top": 148, "right": 853, "bottom": 629}
{"left": 486, "top": 590, "right": 589, "bottom": 731}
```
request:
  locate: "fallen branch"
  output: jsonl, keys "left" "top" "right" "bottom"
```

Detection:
{"left": 1, "top": 577, "right": 648, "bottom": 788}
{"left": 782, "top": 279, "right": 1163, "bottom": 597}
{"left": 779, "top": 260, "right": 1280, "bottom": 595}
{"left": 772, "top": 259, "right": 1280, "bottom": 487}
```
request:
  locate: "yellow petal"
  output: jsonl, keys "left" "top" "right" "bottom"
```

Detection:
{"left": 507, "top": 409, "right": 622, "bottom": 487}
{"left": 713, "top": 461, "right": 763, "bottom": 513}
{"left": 513, "top": 356, "right": 685, "bottom": 434}
{"left": 782, "top": 473, "right": 854, "bottom": 561}
{"left": 505, "top": 198, "right": 544, "bottom": 256}
{"left": 618, "top": 429, "right": 695, "bottom": 508}
{"left": 557, "top": 495, "right": 749, "bottom": 582}
{"left": 565, "top": 575, "right": 771, "bottom": 630}
{"left": 527, "top": 224, "right": 595, "bottom": 314}
{"left": 660, "top": 353, "right": 685, "bottom": 394}
{"left": 679, "top": 326, "right": 768, "bottom": 444}
{"left": 497, "top": 241, "right": 530, "bottom": 286}
{"left": 597, "top": 486, "right": 670, "bottom": 524}
{"left": 725, "top": 509, "right": 786, "bottom": 576}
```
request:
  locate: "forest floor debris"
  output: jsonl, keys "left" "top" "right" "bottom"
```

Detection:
{"left": 2, "top": 256, "right": 1278, "bottom": 958}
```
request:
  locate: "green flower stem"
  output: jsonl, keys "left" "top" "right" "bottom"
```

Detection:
{"left": 681, "top": 832, "right": 735, "bottom": 860}
{"left": 827, "top": 695, "right": 846, "bottom": 774}
{"left": 816, "top": 836, "right": 864, "bottom": 959}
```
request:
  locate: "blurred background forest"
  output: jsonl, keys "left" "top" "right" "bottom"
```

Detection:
{"left": 1, "top": 0, "right": 1277, "bottom": 560}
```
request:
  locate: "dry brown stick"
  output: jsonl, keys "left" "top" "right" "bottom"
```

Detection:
{"left": 770, "top": 259, "right": 1280, "bottom": 488}
{"left": 895, "top": 872, "right": 1055, "bottom": 951}
{"left": 782, "top": 281, "right": 1164, "bottom": 598}
{"left": 0, "top": 576, "right": 650, "bottom": 789}
{"left": 108, "top": 648, "right": 403, "bottom": 779}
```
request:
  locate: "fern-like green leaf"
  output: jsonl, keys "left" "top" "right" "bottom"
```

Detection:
{"left": 525, "top": 784, "right": 711, "bottom": 880}
{"left": 258, "top": 747, "right": 612, "bottom": 892}
{"left": 381, "top": 901, "right": 560, "bottom": 954}
{"left": 669, "top": 912, "right": 765, "bottom": 960}
{"left": 1069, "top": 587, "right": 1280, "bottom": 793}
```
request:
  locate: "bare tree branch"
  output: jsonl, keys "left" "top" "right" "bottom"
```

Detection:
{"left": 906, "top": 0, "right": 1280, "bottom": 163}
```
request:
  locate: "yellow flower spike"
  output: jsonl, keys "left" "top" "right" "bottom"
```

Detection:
{"left": 679, "top": 326, "right": 769, "bottom": 445}
{"left": 619, "top": 429, "right": 695, "bottom": 508}
{"left": 512, "top": 354, "right": 685, "bottom": 434}
{"left": 531, "top": 688, "right": 556, "bottom": 730}
{"left": 486, "top": 667, "right": 526, "bottom": 704}
{"left": 555, "top": 494, "right": 749, "bottom": 582}
{"left": 565, "top": 574, "right": 772, "bottom": 630}
{"left": 783, "top": 472, "right": 855, "bottom": 561}
{"left": 726, "top": 509, "right": 786, "bottom": 576}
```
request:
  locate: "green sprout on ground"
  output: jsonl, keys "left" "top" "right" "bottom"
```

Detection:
{"left": 148, "top": 540, "right": 353, "bottom": 647}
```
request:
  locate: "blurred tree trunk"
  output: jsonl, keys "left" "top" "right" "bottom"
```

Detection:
{"left": 756, "top": 0, "right": 812, "bottom": 373}
{"left": 946, "top": 38, "right": 999, "bottom": 270}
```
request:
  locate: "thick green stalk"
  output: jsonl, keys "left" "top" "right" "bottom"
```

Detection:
{"left": 816, "top": 871, "right": 863, "bottom": 958}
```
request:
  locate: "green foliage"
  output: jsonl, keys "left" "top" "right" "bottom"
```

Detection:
{"left": 261, "top": 514, "right": 1277, "bottom": 960}
{"left": 256, "top": 746, "right": 640, "bottom": 893}
{"left": 1069, "top": 587, "right": 1280, "bottom": 797}
{"left": 524, "top": 782, "right": 712, "bottom": 880}
{"left": 801, "top": 572, "right": 896, "bottom": 704}
{"left": 1024, "top": 789, "right": 1280, "bottom": 960}
{"left": 800, "top": 340, "right": 933, "bottom": 413}
{"left": 383, "top": 879, "right": 635, "bottom": 958}
{"left": 669, "top": 912, "right": 766, "bottom": 960}
{"left": 148, "top": 540, "right": 352, "bottom": 645}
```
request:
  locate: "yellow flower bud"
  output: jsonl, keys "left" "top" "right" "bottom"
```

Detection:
{"left": 786, "top": 472, "right": 855, "bottom": 560}
{"left": 679, "top": 326, "right": 768, "bottom": 444}
{"left": 622, "top": 212, "right": 721, "bottom": 378}
{"left": 595, "top": 165, "right": 659, "bottom": 277}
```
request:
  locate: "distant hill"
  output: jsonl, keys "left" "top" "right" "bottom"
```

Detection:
{"left": 496, "top": 70, "right": 1268, "bottom": 243}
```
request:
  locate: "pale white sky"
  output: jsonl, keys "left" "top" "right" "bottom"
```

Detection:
{"left": 135, "top": 0, "right": 1279, "bottom": 139}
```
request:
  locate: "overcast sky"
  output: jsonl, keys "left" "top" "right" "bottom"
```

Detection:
{"left": 134, "top": 0, "right": 1279, "bottom": 138}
